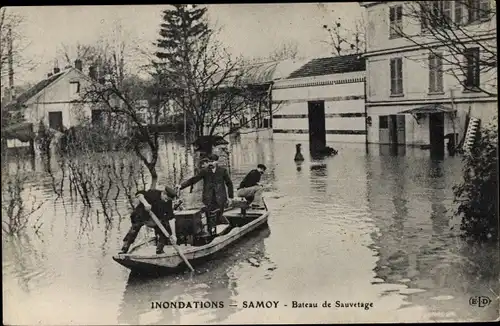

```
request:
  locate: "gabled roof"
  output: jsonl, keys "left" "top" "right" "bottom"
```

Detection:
{"left": 287, "top": 54, "right": 366, "bottom": 79}
{"left": 4, "top": 67, "right": 90, "bottom": 110}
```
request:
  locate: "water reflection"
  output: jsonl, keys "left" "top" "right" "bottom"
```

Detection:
{"left": 117, "top": 226, "right": 271, "bottom": 325}
{"left": 379, "top": 144, "right": 406, "bottom": 156}
{"left": 367, "top": 150, "right": 499, "bottom": 321}
{"left": 310, "top": 163, "right": 328, "bottom": 194}
{"left": 3, "top": 139, "right": 498, "bottom": 324}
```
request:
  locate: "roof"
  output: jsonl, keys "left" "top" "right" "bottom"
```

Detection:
{"left": 242, "top": 59, "right": 310, "bottom": 84}
{"left": 287, "top": 54, "right": 366, "bottom": 79}
{"left": 211, "top": 58, "right": 309, "bottom": 87}
{"left": 399, "top": 104, "right": 456, "bottom": 114}
{"left": 1, "top": 122, "right": 35, "bottom": 141}
{"left": 5, "top": 69, "right": 70, "bottom": 110}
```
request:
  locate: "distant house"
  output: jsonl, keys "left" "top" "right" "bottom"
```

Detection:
{"left": 272, "top": 54, "right": 367, "bottom": 146}
{"left": 6, "top": 60, "right": 105, "bottom": 134}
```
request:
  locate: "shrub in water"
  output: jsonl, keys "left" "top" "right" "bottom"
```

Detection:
{"left": 453, "top": 117, "right": 498, "bottom": 241}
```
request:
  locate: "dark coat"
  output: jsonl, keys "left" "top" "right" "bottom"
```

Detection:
{"left": 180, "top": 166, "right": 234, "bottom": 207}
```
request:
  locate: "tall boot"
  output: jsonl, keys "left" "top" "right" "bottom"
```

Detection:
{"left": 119, "top": 241, "right": 131, "bottom": 254}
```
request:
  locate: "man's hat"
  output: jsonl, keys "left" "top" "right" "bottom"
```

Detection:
{"left": 164, "top": 185, "right": 177, "bottom": 198}
{"left": 208, "top": 154, "right": 219, "bottom": 161}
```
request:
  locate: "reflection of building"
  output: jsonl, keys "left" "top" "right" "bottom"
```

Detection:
{"left": 272, "top": 54, "right": 367, "bottom": 146}
{"left": 360, "top": 1, "right": 497, "bottom": 150}
{"left": 365, "top": 153, "right": 500, "bottom": 321}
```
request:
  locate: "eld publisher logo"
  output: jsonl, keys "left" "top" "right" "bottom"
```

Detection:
{"left": 469, "top": 296, "right": 492, "bottom": 307}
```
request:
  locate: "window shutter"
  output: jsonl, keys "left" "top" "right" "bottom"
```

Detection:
{"left": 397, "top": 58, "right": 403, "bottom": 94}
{"left": 479, "top": 0, "right": 490, "bottom": 20}
{"left": 443, "top": 1, "right": 452, "bottom": 22}
{"left": 429, "top": 54, "right": 435, "bottom": 92}
{"left": 390, "top": 59, "right": 395, "bottom": 94}
{"left": 473, "top": 48, "right": 480, "bottom": 86}
{"left": 436, "top": 55, "right": 443, "bottom": 91}
{"left": 390, "top": 6, "right": 395, "bottom": 22}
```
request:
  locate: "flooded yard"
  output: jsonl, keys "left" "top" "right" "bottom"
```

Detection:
{"left": 2, "top": 138, "right": 499, "bottom": 324}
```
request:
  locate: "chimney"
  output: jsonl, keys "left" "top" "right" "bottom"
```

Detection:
{"left": 48, "top": 72, "right": 53, "bottom": 78}
{"left": 75, "top": 59, "right": 83, "bottom": 71}
{"left": 89, "top": 66, "right": 97, "bottom": 80}
{"left": 54, "top": 67, "right": 61, "bottom": 74}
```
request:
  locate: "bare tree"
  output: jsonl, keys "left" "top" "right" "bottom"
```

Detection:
{"left": 395, "top": 1, "right": 496, "bottom": 96}
{"left": 2, "top": 157, "right": 44, "bottom": 235}
{"left": 57, "top": 20, "right": 128, "bottom": 86}
{"left": 153, "top": 28, "right": 278, "bottom": 151}
{"left": 322, "top": 16, "right": 366, "bottom": 56}
{"left": 268, "top": 41, "right": 301, "bottom": 61}
{"left": 80, "top": 71, "right": 169, "bottom": 189}
{"left": 0, "top": 8, "right": 37, "bottom": 85}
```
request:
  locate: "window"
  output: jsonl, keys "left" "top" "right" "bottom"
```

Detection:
{"left": 390, "top": 58, "right": 404, "bottom": 95}
{"left": 454, "top": 0, "right": 466, "bottom": 25}
{"left": 464, "top": 47, "right": 480, "bottom": 88}
{"left": 442, "top": 1, "right": 453, "bottom": 22}
{"left": 389, "top": 5, "right": 403, "bottom": 38}
{"left": 70, "top": 81, "right": 80, "bottom": 94}
{"left": 379, "top": 116, "right": 389, "bottom": 129}
{"left": 468, "top": 0, "right": 491, "bottom": 23}
{"left": 429, "top": 53, "right": 444, "bottom": 93}
{"left": 48, "top": 111, "right": 63, "bottom": 131}
{"left": 421, "top": 1, "right": 491, "bottom": 31}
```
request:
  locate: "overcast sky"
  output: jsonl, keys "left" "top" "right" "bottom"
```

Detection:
{"left": 7, "top": 3, "right": 364, "bottom": 85}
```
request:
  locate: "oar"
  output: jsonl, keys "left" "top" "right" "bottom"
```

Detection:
{"left": 139, "top": 196, "right": 195, "bottom": 272}
{"left": 148, "top": 210, "right": 195, "bottom": 272}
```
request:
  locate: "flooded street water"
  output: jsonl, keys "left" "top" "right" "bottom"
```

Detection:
{"left": 3, "top": 138, "right": 499, "bottom": 324}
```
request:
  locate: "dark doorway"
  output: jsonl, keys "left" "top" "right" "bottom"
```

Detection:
{"left": 389, "top": 114, "right": 398, "bottom": 144}
{"left": 396, "top": 115, "right": 406, "bottom": 144}
{"left": 48, "top": 111, "right": 63, "bottom": 131}
{"left": 429, "top": 112, "right": 445, "bottom": 157}
{"left": 91, "top": 109, "right": 104, "bottom": 125}
{"left": 308, "top": 101, "right": 326, "bottom": 152}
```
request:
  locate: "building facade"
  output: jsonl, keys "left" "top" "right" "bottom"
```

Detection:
{"left": 360, "top": 1, "right": 497, "bottom": 150}
{"left": 6, "top": 60, "right": 100, "bottom": 134}
{"left": 272, "top": 54, "right": 367, "bottom": 145}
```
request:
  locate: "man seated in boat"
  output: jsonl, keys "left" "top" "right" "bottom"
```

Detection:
{"left": 119, "top": 186, "right": 178, "bottom": 255}
{"left": 236, "top": 164, "right": 267, "bottom": 209}
{"left": 175, "top": 154, "right": 233, "bottom": 227}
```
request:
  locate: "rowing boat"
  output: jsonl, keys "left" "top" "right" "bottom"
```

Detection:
{"left": 112, "top": 204, "right": 270, "bottom": 274}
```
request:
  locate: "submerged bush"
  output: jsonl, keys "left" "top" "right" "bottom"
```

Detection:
{"left": 453, "top": 117, "right": 498, "bottom": 241}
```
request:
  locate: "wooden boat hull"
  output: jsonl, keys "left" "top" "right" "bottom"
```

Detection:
{"left": 113, "top": 208, "right": 269, "bottom": 273}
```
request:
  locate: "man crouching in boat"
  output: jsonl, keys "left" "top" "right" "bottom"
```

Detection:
{"left": 119, "top": 186, "right": 178, "bottom": 255}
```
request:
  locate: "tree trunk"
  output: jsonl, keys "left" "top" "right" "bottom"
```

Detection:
{"left": 148, "top": 164, "right": 158, "bottom": 190}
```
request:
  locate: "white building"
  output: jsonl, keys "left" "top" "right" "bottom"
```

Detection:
{"left": 272, "top": 54, "right": 366, "bottom": 145}
{"left": 360, "top": 1, "right": 497, "bottom": 151}
{"left": 5, "top": 60, "right": 100, "bottom": 134}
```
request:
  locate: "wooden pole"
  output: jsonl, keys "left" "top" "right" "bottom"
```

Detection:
{"left": 148, "top": 210, "right": 195, "bottom": 272}
{"left": 138, "top": 195, "right": 194, "bottom": 272}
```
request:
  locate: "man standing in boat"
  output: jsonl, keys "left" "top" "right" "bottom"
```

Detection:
{"left": 119, "top": 186, "right": 178, "bottom": 255}
{"left": 175, "top": 154, "right": 234, "bottom": 223}
{"left": 236, "top": 164, "right": 267, "bottom": 208}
